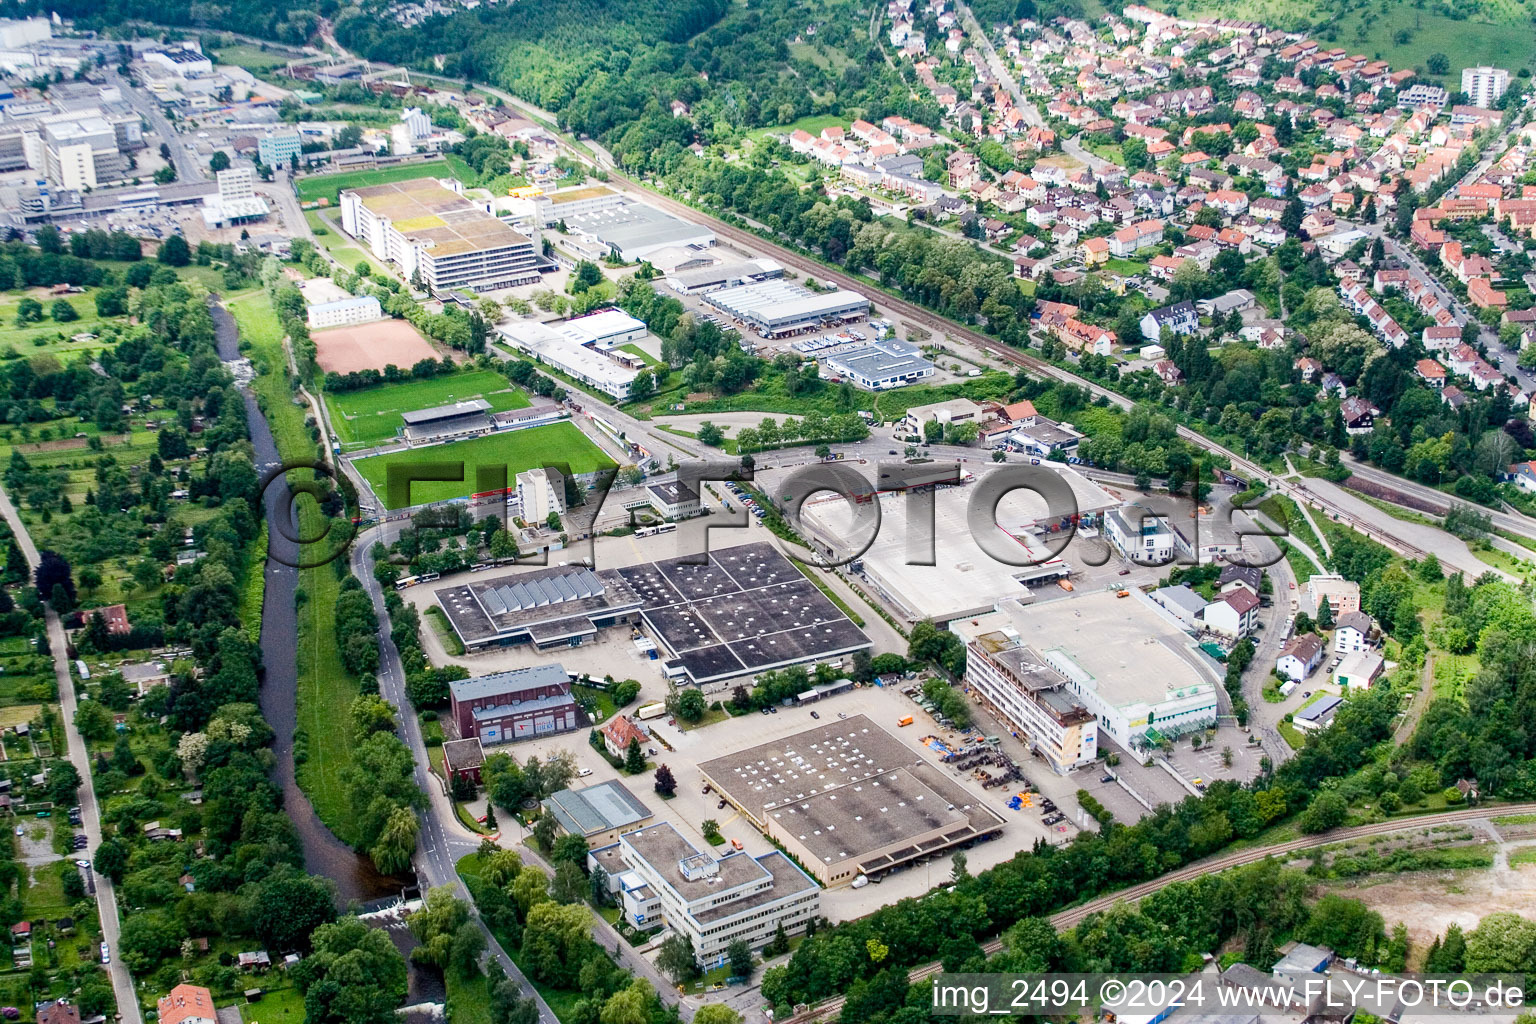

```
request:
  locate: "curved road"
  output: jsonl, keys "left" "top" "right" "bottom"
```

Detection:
{"left": 779, "top": 801, "right": 1536, "bottom": 1024}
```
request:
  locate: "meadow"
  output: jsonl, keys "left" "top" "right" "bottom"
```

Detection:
{"left": 352, "top": 421, "right": 615, "bottom": 509}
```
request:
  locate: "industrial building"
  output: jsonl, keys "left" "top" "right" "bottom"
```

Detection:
{"left": 953, "top": 610, "right": 1097, "bottom": 773}
{"left": 704, "top": 280, "right": 870, "bottom": 337}
{"left": 699, "top": 715, "right": 1006, "bottom": 887}
{"left": 645, "top": 480, "right": 701, "bottom": 519}
{"left": 339, "top": 177, "right": 542, "bottom": 292}
{"left": 200, "top": 166, "right": 269, "bottom": 229}
{"left": 589, "top": 821, "right": 820, "bottom": 967}
{"left": 663, "top": 258, "right": 785, "bottom": 295}
{"left": 447, "top": 663, "right": 579, "bottom": 745}
{"left": 1004, "top": 589, "right": 1221, "bottom": 753}
{"left": 532, "top": 184, "right": 628, "bottom": 227}
{"left": 564, "top": 199, "right": 717, "bottom": 262}
{"left": 544, "top": 779, "right": 653, "bottom": 845}
{"left": 821, "top": 337, "right": 935, "bottom": 390}
{"left": 612, "top": 541, "right": 870, "bottom": 690}
{"left": 433, "top": 564, "right": 644, "bottom": 652}
{"left": 143, "top": 46, "right": 213, "bottom": 79}
{"left": 496, "top": 320, "right": 640, "bottom": 400}
{"left": 555, "top": 308, "right": 647, "bottom": 350}
{"left": 400, "top": 399, "right": 494, "bottom": 441}
{"left": 795, "top": 467, "right": 1117, "bottom": 624}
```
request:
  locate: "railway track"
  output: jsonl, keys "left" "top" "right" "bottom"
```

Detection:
{"left": 775, "top": 802, "right": 1536, "bottom": 1024}
{"left": 606, "top": 172, "right": 1438, "bottom": 561}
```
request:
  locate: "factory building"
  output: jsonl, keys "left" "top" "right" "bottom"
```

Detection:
{"left": 340, "top": 177, "right": 542, "bottom": 292}
{"left": 704, "top": 280, "right": 869, "bottom": 337}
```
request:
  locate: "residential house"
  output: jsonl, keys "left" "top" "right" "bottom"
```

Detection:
{"left": 1332, "top": 650, "right": 1384, "bottom": 690}
{"left": 1203, "top": 587, "right": 1260, "bottom": 638}
{"left": 1140, "top": 300, "right": 1198, "bottom": 341}
{"left": 601, "top": 716, "right": 648, "bottom": 760}
{"left": 158, "top": 984, "right": 217, "bottom": 1024}
{"left": 1277, "top": 633, "right": 1325, "bottom": 682}
{"left": 1333, "top": 611, "right": 1374, "bottom": 653}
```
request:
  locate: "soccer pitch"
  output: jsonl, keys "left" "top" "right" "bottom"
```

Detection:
{"left": 352, "top": 422, "right": 616, "bottom": 509}
{"left": 327, "top": 371, "right": 532, "bottom": 446}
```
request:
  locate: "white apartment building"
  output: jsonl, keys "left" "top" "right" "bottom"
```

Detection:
{"left": 954, "top": 612, "right": 1097, "bottom": 773}
{"left": 516, "top": 467, "right": 564, "bottom": 524}
{"left": 1461, "top": 66, "right": 1509, "bottom": 108}
{"left": 590, "top": 821, "right": 820, "bottom": 969}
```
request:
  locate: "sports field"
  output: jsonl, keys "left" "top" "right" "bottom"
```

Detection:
{"left": 313, "top": 319, "right": 440, "bottom": 375}
{"left": 295, "top": 161, "right": 452, "bottom": 206}
{"left": 353, "top": 422, "right": 615, "bottom": 509}
{"left": 327, "top": 370, "right": 533, "bottom": 445}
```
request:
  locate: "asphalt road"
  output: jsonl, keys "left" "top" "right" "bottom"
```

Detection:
{"left": 0, "top": 487, "right": 142, "bottom": 1024}
{"left": 107, "top": 67, "right": 205, "bottom": 184}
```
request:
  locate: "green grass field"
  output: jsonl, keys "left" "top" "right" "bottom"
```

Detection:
{"left": 295, "top": 161, "right": 453, "bottom": 206}
{"left": 326, "top": 370, "right": 531, "bottom": 446}
{"left": 353, "top": 422, "right": 615, "bottom": 509}
{"left": 213, "top": 44, "right": 293, "bottom": 74}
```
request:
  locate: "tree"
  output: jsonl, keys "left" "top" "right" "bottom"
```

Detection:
{"left": 14, "top": 297, "right": 42, "bottom": 326}
{"left": 77, "top": 565, "right": 102, "bottom": 595}
{"left": 209, "top": 150, "right": 230, "bottom": 173}
{"left": 674, "top": 687, "right": 707, "bottom": 721}
{"left": 47, "top": 760, "right": 81, "bottom": 804}
{"left": 34, "top": 549, "right": 75, "bottom": 607}
{"left": 653, "top": 763, "right": 676, "bottom": 797}
{"left": 75, "top": 699, "right": 113, "bottom": 742}
{"left": 253, "top": 873, "right": 339, "bottom": 952}
{"left": 295, "top": 917, "right": 409, "bottom": 1024}
{"left": 599, "top": 978, "right": 655, "bottom": 1024}
{"left": 409, "top": 887, "right": 485, "bottom": 978}
{"left": 697, "top": 421, "right": 725, "bottom": 447}
{"left": 727, "top": 939, "right": 754, "bottom": 979}
{"left": 520, "top": 902, "right": 596, "bottom": 987}
{"left": 1426, "top": 53, "right": 1451, "bottom": 76}
{"left": 629, "top": 369, "right": 655, "bottom": 402}
{"left": 50, "top": 299, "right": 78, "bottom": 322}
{"left": 350, "top": 693, "right": 398, "bottom": 736}
{"left": 694, "top": 1007, "right": 744, "bottom": 1024}
{"left": 624, "top": 737, "right": 646, "bottom": 774}
{"left": 92, "top": 836, "right": 128, "bottom": 881}
{"left": 656, "top": 932, "right": 700, "bottom": 982}
{"left": 1464, "top": 913, "right": 1536, "bottom": 972}
{"left": 156, "top": 234, "right": 191, "bottom": 266}
{"left": 1299, "top": 790, "right": 1348, "bottom": 833}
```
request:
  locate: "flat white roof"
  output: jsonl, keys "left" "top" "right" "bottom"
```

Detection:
{"left": 497, "top": 320, "right": 638, "bottom": 391}
{"left": 792, "top": 468, "right": 1116, "bottom": 622}
{"left": 557, "top": 308, "right": 645, "bottom": 344}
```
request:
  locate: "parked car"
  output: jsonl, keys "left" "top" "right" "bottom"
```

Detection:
{"left": 851, "top": 875, "right": 870, "bottom": 889}
{"left": 1100, "top": 774, "right": 1115, "bottom": 784}
{"left": 99, "top": 942, "right": 109, "bottom": 964}
{"left": 810, "top": 710, "right": 820, "bottom": 719}
{"left": 576, "top": 768, "right": 593, "bottom": 778}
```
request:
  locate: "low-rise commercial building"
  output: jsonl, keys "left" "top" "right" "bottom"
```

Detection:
{"left": 544, "top": 779, "right": 653, "bottom": 845}
{"left": 448, "top": 664, "right": 578, "bottom": 745}
{"left": 821, "top": 337, "right": 934, "bottom": 390}
{"left": 497, "top": 319, "right": 640, "bottom": 400}
{"left": 699, "top": 715, "right": 1005, "bottom": 885}
{"left": 704, "top": 280, "right": 869, "bottom": 337}
{"left": 589, "top": 821, "right": 820, "bottom": 967}
{"left": 646, "top": 480, "right": 702, "bottom": 520}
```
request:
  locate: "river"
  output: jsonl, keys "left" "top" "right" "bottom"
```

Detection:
{"left": 211, "top": 298, "right": 403, "bottom": 904}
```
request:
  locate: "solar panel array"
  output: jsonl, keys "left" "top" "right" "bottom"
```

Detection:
{"left": 615, "top": 542, "right": 869, "bottom": 684}
{"left": 479, "top": 568, "right": 605, "bottom": 616}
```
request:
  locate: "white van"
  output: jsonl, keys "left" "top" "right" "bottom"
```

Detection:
{"left": 851, "top": 875, "right": 869, "bottom": 889}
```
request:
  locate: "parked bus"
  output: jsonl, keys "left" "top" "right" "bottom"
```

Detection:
{"left": 634, "top": 523, "right": 678, "bottom": 538}
{"left": 394, "top": 571, "right": 441, "bottom": 590}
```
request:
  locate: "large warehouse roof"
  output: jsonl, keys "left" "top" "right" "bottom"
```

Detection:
{"left": 704, "top": 280, "right": 869, "bottom": 332}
